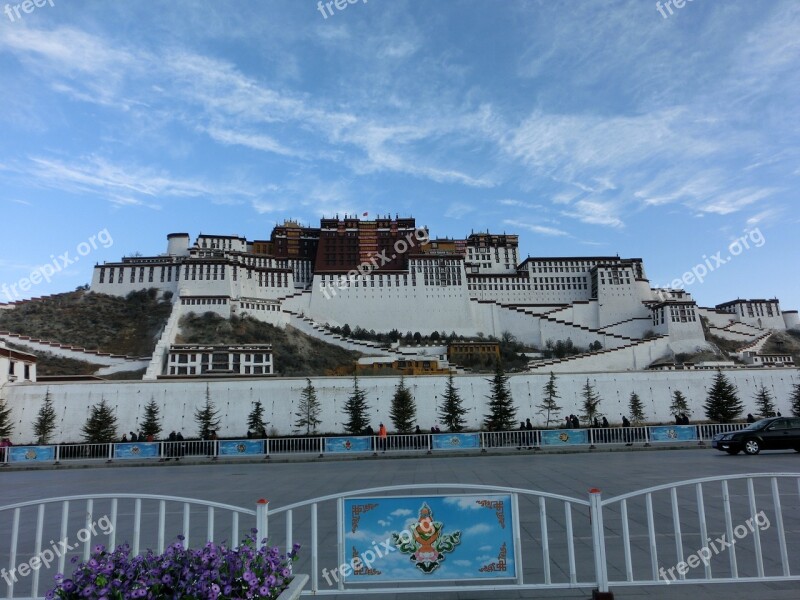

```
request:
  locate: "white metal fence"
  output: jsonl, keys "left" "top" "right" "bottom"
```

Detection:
{"left": 0, "top": 423, "right": 750, "bottom": 466}
{"left": 0, "top": 494, "right": 263, "bottom": 600}
{"left": 1, "top": 474, "right": 798, "bottom": 599}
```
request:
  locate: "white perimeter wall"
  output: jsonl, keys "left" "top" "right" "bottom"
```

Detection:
{"left": 2, "top": 369, "right": 798, "bottom": 444}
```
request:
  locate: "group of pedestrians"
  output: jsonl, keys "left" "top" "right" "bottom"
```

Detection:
{"left": 122, "top": 431, "right": 155, "bottom": 443}
{"left": 119, "top": 430, "right": 189, "bottom": 460}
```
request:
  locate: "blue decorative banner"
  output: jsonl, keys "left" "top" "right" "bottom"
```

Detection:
{"left": 325, "top": 437, "right": 373, "bottom": 453}
{"left": 540, "top": 429, "right": 589, "bottom": 446}
{"left": 649, "top": 426, "right": 697, "bottom": 442}
{"left": 340, "top": 494, "right": 518, "bottom": 584}
{"left": 432, "top": 433, "right": 481, "bottom": 450}
{"left": 114, "top": 443, "right": 160, "bottom": 459}
{"left": 9, "top": 446, "right": 55, "bottom": 462}
{"left": 219, "top": 440, "right": 264, "bottom": 456}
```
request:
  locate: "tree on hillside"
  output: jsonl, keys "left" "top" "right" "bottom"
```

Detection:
{"left": 390, "top": 377, "right": 416, "bottom": 434}
{"left": 753, "top": 384, "right": 776, "bottom": 418}
{"left": 791, "top": 383, "right": 800, "bottom": 418}
{"left": 580, "top": 379, "right": 602, "bottom": 425}
{"left": 484, "top": 361, "right": 517, "bottom": 431}
{"left": 439, "top": 372, "right": 467, "bottom": 432}
{"left": 669, "top": 391, "right": 691, "bottom": 418}
{"left": 81, "top": 398, "right": 118, "bottom": 443}
{"left": 295, "top": 379, "right": 322, "bottom": 435}
{"left": 33, "top": 389, "right": 57, "bottom": 444}
{"left": 140, "top": 398, "right": 162, "bottom": 440}
{"left": 343, "top": 374, "right": 371, "bottom": 435}
{"left": 248, "top": 400, "right": 268, "bottom": 438}
{"left": 0, "top": 398, "right": 13, "bottom": 439}
{"left": 195, "top": 385, "right": 221, "bottom": 439}
{"left": 628, "top": 392, "right": 646, "bottom": 425}
{"left": 703, "top": 371, "right": 744, "bottom": 423}
{"left": 536, "top": 372, "right": 562, "bottom": 428}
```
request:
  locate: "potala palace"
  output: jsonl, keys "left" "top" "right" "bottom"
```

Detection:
{"left": 2, "top": 215, "right": 798, "bottom": 442}
{"left": 88, "top": 216, "right": 798, "bottom": 377}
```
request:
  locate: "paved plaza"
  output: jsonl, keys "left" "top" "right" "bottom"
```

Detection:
{"left": 2, "top": 447, "right": 799, "bottom": 599}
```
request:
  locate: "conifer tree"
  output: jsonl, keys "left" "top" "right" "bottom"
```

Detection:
{"left": 536, "top": 372, "right": 562, "bottom": 428}
{"left": 580, "top": 379, "right": 602, "bottom": 425}
{"left": 438, "top": 372, "right": 467, "bottom": 432}
{"left": 791, "top": 383, "right": 800, "bottom": 418}
{"left": 343, "top": 374, "right": 371, "bottom": 435}
{"left": 669, "top": 391, "right": 691, "bottom": 418}
{"left": 390, "top": 377, "right": 416, "bottom": 434}
{"left": 753, "top": 384, "right": 776, "bottom": 418}
{"left": 140, "top": 397, "right": 162, "bottom": 440}
{"left": 248, "top": 400, "right": 268, "bottom": 438}
{"left": 0, "top": 398, "right": 13, "bottom": 439}
{"left": 33, "top": 389, "right": 57, "bottom": 444}
{"left": 295, "top": 379, "right": 322, "bottom": 435}
{"left": 195, "top": 385, "right": 221, "bottom": 439}
{"left": 703, "top": 370, "right": 744, "bottom": 422}
{"left": 628, "top": 391, "right": 646, "bottom": 425}
{"left": 483, "top": 361, "right": 517, "bottom": 431}
{"left": 81, "top": 398, "right": 118, "bottom": 443}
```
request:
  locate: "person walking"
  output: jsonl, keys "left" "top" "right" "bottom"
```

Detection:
{"left": 378, "top": 423, "right": 387, "bottom": 453}
{"left": 525, "top": 418, "right": 535, "bottom": 449}
{"left": 622, "top": 415, "right": 632, "bottom": 446}
{"left": 0, "top": 437, "right": 11, "bottom": 464}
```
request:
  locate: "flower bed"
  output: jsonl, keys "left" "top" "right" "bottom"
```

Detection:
{"left": 48, "top": 531, "right": 300, "bottom": 600}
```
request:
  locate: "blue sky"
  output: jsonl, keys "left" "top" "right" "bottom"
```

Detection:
{"left": 1, "top": 0, "right": 798, "bottom": 309}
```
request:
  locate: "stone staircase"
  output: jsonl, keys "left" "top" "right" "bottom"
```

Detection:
{"left": 143, "top": 302, "right": 183, "bottom": 381}
{"left": 527, "top": 335, "right": 671, "bottom": 373}
{"left": 0, "top": 331, "right": 150, "bottom": 374}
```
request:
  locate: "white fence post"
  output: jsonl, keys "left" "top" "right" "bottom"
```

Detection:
{"left": 256, "top": 498, "right": 269, "bottom": 544}
{"left": 589, "top": 488, "right": 613, "bottom": 599}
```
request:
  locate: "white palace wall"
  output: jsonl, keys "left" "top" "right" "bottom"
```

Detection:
{"left": 307, "top": 275, "right": 487, "bottom": 337}
{"left": 3, "top": 369, "right": 798, "bottom": 444}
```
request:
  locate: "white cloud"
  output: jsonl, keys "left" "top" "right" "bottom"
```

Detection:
{"left": 562, "top": 200, "right": 624, "bottom": 229}
{"left": 509, "top": 221, "right": 570, "bottom": 237}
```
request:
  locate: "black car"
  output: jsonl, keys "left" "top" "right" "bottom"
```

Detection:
{"left": 712, "top": 417, "right": 800, "bottom": 455}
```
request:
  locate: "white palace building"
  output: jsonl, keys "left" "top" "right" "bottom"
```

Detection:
{"left": 89, "top": 216, "right": 800, "bottom": 378}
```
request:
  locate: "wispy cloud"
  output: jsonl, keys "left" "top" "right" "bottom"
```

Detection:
{"left": 505, "top": 220, "right": 569, "bottom": 237}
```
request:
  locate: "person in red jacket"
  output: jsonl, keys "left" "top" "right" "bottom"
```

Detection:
{"left": 378, "top": 423, "right": 387, "bottom": 453}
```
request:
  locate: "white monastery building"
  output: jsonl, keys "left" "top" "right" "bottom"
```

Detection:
{"left": 87, "top": 216, "right": 799, "bottom": 378}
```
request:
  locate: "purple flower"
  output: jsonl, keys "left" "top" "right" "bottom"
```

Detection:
{"left": 47, "top": 533, "right": 297, "bottom": 599}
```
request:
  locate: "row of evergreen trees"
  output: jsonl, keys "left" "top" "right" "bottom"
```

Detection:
{"left": 1, "top": 371, "right": 798, "bottom": 443}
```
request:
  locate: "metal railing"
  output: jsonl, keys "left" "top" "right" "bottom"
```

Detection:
{"left": 2, "top": 474, "right": 798, "bottom": 599}
{"left": 597, "top": 473, "right": 800, "bottom": 592}
{"left": 0, "top": 494, "right": 262, "bottom": 600}
{"left": 0, "top": 423, "right": 751, "bottom": 467}
{"left": 264, "top": 483, "right": 596, "bottom": 595}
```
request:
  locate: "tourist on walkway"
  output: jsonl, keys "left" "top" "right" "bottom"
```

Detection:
{"left": 378, "top": 423, "right": 387, "bottom": 452}
{"left": 622, "top": 416, "right": 632, "bottom": 446}
{"left": 0, "top": 437, "right": 11, "bottom": 464}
